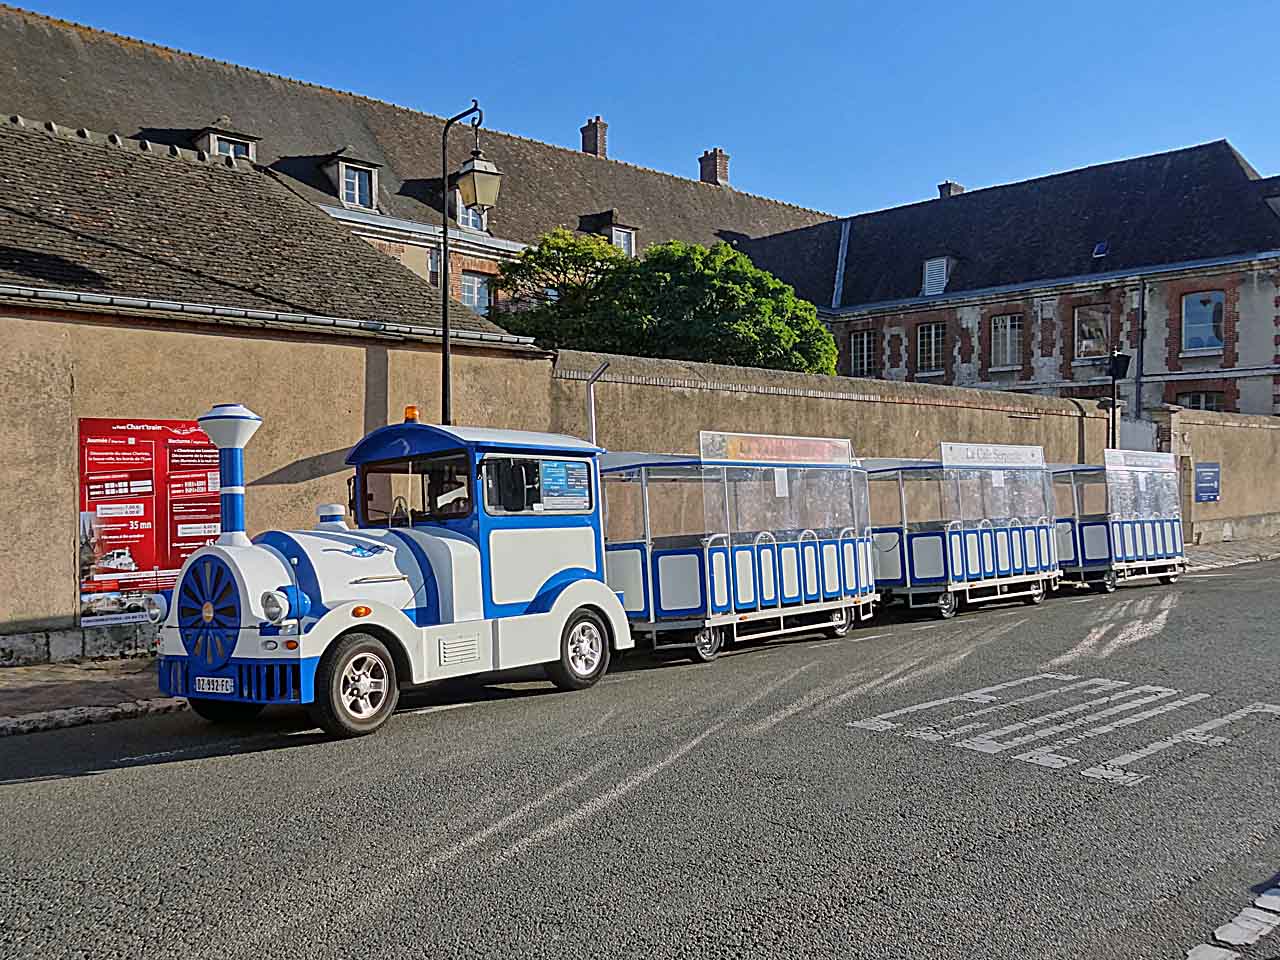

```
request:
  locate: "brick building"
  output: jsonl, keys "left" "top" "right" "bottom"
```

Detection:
{"left": 797, "top": 144, "right": 1280, "bottom": 416}
{"left": 0, "top": 6, "right": 829, "bottom": 321}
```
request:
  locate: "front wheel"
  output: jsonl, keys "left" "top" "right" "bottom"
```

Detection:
{"left": 936, "top": 591, "right": 958, "bottom": 620}
{"left": 825, "top": 608, "right": 854, "bottom": 638}
{"left": 1158, "top": 573, "right": 1181, "bottom": 585}
{"left": 188, "top": 698, "right": 265, "bottom": 725}
{"left": 1023, "top": 580, "right": 1047, "bottom": 605}
{"left": 546, "top": 609, "right": 611, "bottom": 691}
{"left": 309, "top": 632, "right": 400, "bottom": 738}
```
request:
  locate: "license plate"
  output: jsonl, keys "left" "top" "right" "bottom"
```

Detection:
{"left": 194, "top": 676, "right": 235, "bottom": 694}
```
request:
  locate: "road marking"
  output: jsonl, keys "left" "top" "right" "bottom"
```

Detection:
{"left": 1014, "top": 693, "right": 1211, "bottom": 768}
{"left": 903, "top": 678, "right": 1126, "bottom": 742}
{"left": 1080, "top": 702, "right": 1280, "bottom": 786}
{"left": 406, "top": 701, "right": 479, "bottom": 716}
{"left": 1214, "top": 907, "right": 1280, "bottom": 946}
{"left": 956, "top": 685, "right": 1180, "bottom": 755}
{"left": 1186, "top": 946, "right": 1240, "bottom": 959}
{"left": 849, "top": 674, "right": 1077, "bottom": 733}
{"left": 1258, "top": 888, "right": 1280, "bottom": 913}
{"left": 1044, "top": 624, "right": 1116, "bottom": 668}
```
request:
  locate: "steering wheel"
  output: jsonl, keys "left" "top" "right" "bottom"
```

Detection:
{"left": 389, "top": 495, "right": 411, "bottom": 527}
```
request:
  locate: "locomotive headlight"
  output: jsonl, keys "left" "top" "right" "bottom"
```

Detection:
{"left": 144, "top": 593, "right": 168, "bottom": 625}
{"left": 261, "top": 590, "right": 288, "bottom": 624}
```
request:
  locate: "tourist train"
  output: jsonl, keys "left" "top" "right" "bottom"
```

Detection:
{"left": 155, "top": 403, "right": 1185, "bottom": 737}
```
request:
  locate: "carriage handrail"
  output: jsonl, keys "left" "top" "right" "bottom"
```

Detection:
{"left": 752, "top": 531, "right": 777, "bottom": 610}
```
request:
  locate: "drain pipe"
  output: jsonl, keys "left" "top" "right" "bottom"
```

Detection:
{"left": 585, "top": 360, "right": 610, "bottom": 445}
{"left": 1133, "top": 277, "right": 1147, "bottom": 419}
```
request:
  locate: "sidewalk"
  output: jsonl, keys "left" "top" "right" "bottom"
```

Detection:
{"left": 1185, "top": 533, "right": 1280, "bottom": 571}
{"left": 1, "top": 535, "right": 1276, "bottom": 737}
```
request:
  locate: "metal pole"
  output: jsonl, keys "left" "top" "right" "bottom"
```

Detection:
{"left": 440, "top": 99, "right": 481, "bottom": 426}
{"left": 1110, "top": 355, "right": 1119, "bottom": 449}
{"left": 585, "top": 361, "right": 610, "bottom": 445}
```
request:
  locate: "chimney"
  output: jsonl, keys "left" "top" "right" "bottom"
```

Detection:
{"left": 699, "top": 147, "right": 730, "bottom": 186}
{"left": 580, "top": 116, "right": 607, "bottom": 158}
{"left": 937, "top": 180, "right": 965, "bottom": 199}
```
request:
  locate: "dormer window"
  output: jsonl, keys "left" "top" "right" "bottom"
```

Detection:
{"left": 214, "top": 136, "right": 252, "bottom": 159}
{"left": 343, "top": 165, "right": 374, "bottom": 208}
{"left": 611, "top": 227, "right": 636, "bottom": 257}
{"left": 194, "top": 117, "right": 260, "bottom": 162}
{"left": 453, "top": 190, "right": 487, "bottom": 231}
{"left": 322, "top": 147, "right": 382, "bottom": 212}
{"left": 922, "top": 256, "right": 951, "bottom": 296}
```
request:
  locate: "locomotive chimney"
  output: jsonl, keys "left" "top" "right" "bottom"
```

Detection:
{"left": 197, "top": 403, "right": 263, "bottom": 547}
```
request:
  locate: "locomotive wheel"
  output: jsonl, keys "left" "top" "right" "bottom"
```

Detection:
{"left": 546, "top": 608, "right": 611, "bottom": 691}
{"left": 1091, "top": 572, "right": 1118, "bottom": 594}
{"left": 689, "top": 626, "right": 724, "bottom": 663}
{"left": 825, "top": 608, "right": 854, "bottom": 638}
{"left": 936, "top": 591, "right": 958, "bottom": 620}
{"left": 1023, "top": 580, "right": 1047, "bottom": 605}
{"left": 188, "top": 698, "right": 265, "bottom": 724}
{"left": 309, "top": 632, "right": 400, "bottom": 738}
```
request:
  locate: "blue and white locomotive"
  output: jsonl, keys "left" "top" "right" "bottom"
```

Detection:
{"left": 158, "top": 403, "right": 631, "bottom": 737}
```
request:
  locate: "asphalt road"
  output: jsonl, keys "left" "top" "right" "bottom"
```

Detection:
{"left": 2, "top": 561, "right": 1278, "bottom": 959}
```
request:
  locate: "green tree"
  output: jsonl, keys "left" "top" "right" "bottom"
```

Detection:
{"left": 493, "top": 231, "right": 836, "bottom": 375}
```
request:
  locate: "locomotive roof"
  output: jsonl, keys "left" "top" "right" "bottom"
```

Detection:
{"left": 347, "top": 422, "right": 602, "bottom": 465}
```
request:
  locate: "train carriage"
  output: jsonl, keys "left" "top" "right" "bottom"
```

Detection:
{"left": 1052, "top": 449, "right": 1187, "bottom": 592}
{"left": 600, "top": 431, "right": 878, "bottom": 661}
{"left": 867, "top": 442, "right": 1060, "bottom": 618}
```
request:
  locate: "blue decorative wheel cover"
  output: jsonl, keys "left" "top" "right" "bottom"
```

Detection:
{"left": 177, "top": 555, "right": 240, "bottom": 669}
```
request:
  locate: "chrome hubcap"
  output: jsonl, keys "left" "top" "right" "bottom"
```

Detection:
{"left": 696, "top": 628, "right": 719, "bottom": 655}
{"left": 340, "top": 652, "right": 389, "bottom": 719}
{"left": 567, "top": 621, "right": 603, "bottom": 677}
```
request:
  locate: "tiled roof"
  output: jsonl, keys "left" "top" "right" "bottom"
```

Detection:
{"left": 0, "top": 115, "right": 505, "bottom": 335}
{"left": 827, "top": 140, "right": 1280, "bottom": 310}
{"left": 0, "top": 5, "right": 832, "bottom": 287}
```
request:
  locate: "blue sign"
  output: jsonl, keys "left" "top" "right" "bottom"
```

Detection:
{"left": 1194, "top": 462, "right": 1220, "bottom": 503}
{"left": 539, "top": 460, "right": 590, "bottom": 510}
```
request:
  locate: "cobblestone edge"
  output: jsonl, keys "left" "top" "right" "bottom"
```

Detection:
{"left": 0, "top": 697, "right": 188, "bottom": 738}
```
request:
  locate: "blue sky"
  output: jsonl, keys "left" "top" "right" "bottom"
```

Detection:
{"left": 28, "top": 0, "right": 1280, "bottom": 216}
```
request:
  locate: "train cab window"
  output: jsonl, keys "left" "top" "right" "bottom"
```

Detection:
{"left": 361, "top": 453, "right": 471, "bottom": 526}
{"left": 483, "top": 457, "right": 592, "bottom": 515}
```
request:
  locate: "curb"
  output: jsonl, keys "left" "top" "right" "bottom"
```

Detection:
{"left": 0, "top": 697, "right": 188, "bottom": 738}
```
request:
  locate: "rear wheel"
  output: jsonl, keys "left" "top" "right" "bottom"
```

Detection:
{"left": 1159, "top": 573, "right": 1181, "bottom": 585}
{"left": 187, "top": 698, "right": 264, "bottom": 724}
{"left": 1023, "top": 580, "right": 1047, "bottom": 605}
{"left": 825, "top": 608, "right": 854, "bottom": 638}
{"left": 1091, "top": 571, "right": 1118, "bottom": 594}
{"left": 546, "top": 608, "right": 611, "bottom": 691}
{"left": 309, "top": 632, "right": 400, "bottom": 738}
{"left": 689, "top": 626, "right": 724, "bottom": 663}
{"left": 936, "top": 591, "right": 958, "bottom": 620}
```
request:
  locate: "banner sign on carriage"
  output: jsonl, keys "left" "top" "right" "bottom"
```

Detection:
{"left": 940, "top": 442, "right": 1045, "bottom": 468}
{"left": 77, "top": 418, "right": 221, "bottom": 626}
{"left": 1103, "top": 449, "right": 1177, "bottom": 472}
{"left": 699, "top": 431, "right": 853, "bottom": 465}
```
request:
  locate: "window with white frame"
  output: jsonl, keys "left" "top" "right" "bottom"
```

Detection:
{"left": 342, "top": 164, "right": 374, "bottom": 208}
{"left": 1176, "top": 391, "right": 1225, "bottom": 412}
{"left": 610, "top": 227, "right": 636, "bottom": 257}
{"left": 1182, "top": 291, "right": 1225, "bottom": 352}
{"left": 214, "top": 136, "right": 251, "bottom": 159}
{"left": 461, "top": 271, "right": 493, "bottom": 315}
{"left": 917, "top": 322, "right": 946, "bottom": 374}
{"left": 849, "top": 330, "right": 878, "bottom": 378}
{"left": 428, "top": 248, "right": 440, "bottom": 287}
{"left": 1074, "top": 304, "right": 1109, "bottom": 359}
{"left": 453, "top": 190, "right": 487, "bottom": 231}
{"left": 990, "top": 314, "right": 1023, "bottom": 369}
{"left": 922, "top": 257, "right": 950, "bottom": 296}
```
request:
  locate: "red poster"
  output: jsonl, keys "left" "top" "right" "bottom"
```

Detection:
{"left": 78, "top": 419, "right": 221, "bottom": 626}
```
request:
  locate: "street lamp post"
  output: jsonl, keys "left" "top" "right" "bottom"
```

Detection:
{"left": 1107, "top": 348, "right": 1132, "bottom": 449}
{"left": 439, "top": 99, "right": 503, "bottom": 426}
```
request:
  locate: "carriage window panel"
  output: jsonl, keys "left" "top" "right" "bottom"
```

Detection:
{"left": 1181, "top": 291, "right": 1224, "bottom": 351}
{"left": 905, "top": 474, "right": 947, "bottom": 528}
{"left": 1079, "top": 475, "right": 1108, "bottom": 516}
{"left": 1074, "top": 305, "right": 1109, "bottom": 358}
{"left": 1052, "top": 476, "right": 1077, "bottom": 518}
{"left": 483, "top": 458, "right": 592, "bottom": 515}
{"left": 917, "top": 322, "right": 946, "bottom": 374}
{"left": 362, "top": 453, "right": 471, "bottom": 526}
{"left": 990, "top": 314, "right": 1023, "bottom": 368}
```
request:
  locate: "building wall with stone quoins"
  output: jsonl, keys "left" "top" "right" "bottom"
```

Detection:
{"left": 823, "top": 260, "right": 1280, "bottom": 416}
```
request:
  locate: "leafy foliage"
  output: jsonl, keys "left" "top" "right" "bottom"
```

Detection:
{"left": 493, "top": 230, "right": 837, "bottom": 375}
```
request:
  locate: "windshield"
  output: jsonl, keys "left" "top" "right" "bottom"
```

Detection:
{"left": 360, "top": 452, "right": 472, "bottom": 526}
